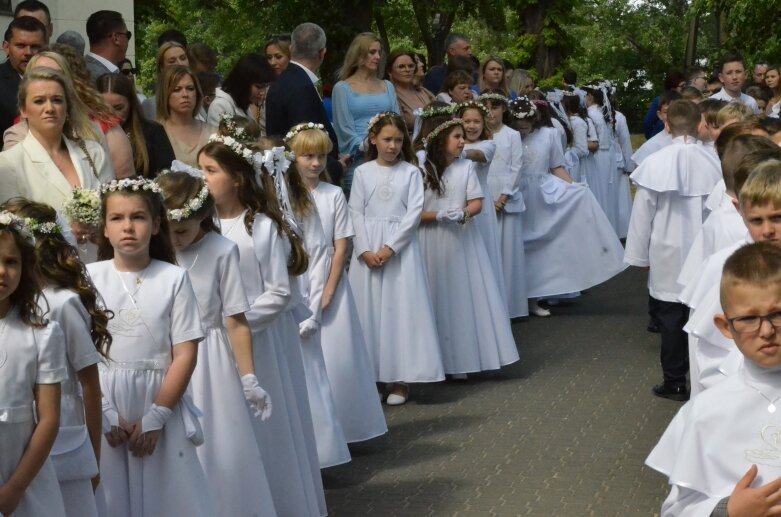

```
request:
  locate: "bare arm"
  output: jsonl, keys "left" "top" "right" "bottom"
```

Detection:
{"left": 0, "top": 384, "right": 60, "bottom": 516}
{"left": 225, "top": 313, "right": 255, "bottom": 377}
{"left": 464, "top": 149, "right": 487, "bottom": 163}
{"left": 551, "top": 166, "right": 574, "bottom": 183}
{"left": 105, "top": 126, "right": 134, "bottom": 179}
{"left": 465, "top": 198, "right": 482, "bottom": 217}
{"left": 322, "top": 237, "right": 348, "bottom": 311}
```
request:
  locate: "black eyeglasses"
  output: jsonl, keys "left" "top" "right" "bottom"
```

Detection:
{"left": 727, "top": 311, "right": 781, "bottom": 334}
{"left": 120, "top": 68, "right": 137, "bottom": 76}
{"left": 113, "top": 30, "right": 132, "bottom": 40}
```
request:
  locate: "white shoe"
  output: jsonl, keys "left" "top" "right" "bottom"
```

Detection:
{"left": 529, "top": 300, "right": 551, "bottom": 317}
{"left": 386, "top": 393, "right": 407, "bottom": 405}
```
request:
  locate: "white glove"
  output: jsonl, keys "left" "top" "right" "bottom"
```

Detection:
{"left": 299, "top": 318, "right": 320, "bottom": 338}
{"left": 242, "top": 374, "right": 272, "bottom": 420}
{"left": 102, "top": 396, "right": 119, "bottom": 433}
{"left": 141, "top": 404, "right": 173, "bottom": 433}
{"left": 436, "top": 209, "right": 453, "bottom": 222}
{"left": 460, "top": 149, "right": 468, "bottom": 159}
{"left": 446, "top": 208, "right": 464, "bottom": 222}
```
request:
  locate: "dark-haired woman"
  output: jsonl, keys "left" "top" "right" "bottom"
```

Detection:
{"left": 207, "top": 53, "right": 275, "bottom": 135}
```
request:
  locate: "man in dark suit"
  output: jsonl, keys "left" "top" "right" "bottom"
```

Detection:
{"left": 0, "top": 16, "right": 46, "bottom": 141}
{"left": 84, "top": 10, "right": 130, "bottom": 83}
{"left": 423, "top": 33, "right": 473, "bottom": 94}
{"left": 266, "top": 22, "right": 345, "bottom": 185}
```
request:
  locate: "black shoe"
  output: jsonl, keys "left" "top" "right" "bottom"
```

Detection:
{"left": 652, "top": 383, "right": 689, "bottom": 401}
{"left": 647, "top": 319, "right": 660, "bottom": 333}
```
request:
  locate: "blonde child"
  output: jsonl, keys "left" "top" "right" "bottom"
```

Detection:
{"left": 348, "top": 111, "right": 443, "bottom": 405}
{"left": 285, "top": 122, "right": 387, "bottom": 443}
{"left": 198, "top": 137, "right": 326, "bottom": 516}
{"left": 156, "top": 170, "right": 276, "bottom": 516}
{"left": 0, "top": 213, "right": 67, "bottom": 517}
{"left": 417, "top": 116, "right": 519, "bottom": 380}
{"left": 3, "top": 199, "right": 108, "bottom": 517}
{"left": 87, "top": 178, "right": 215, "bottom": 516}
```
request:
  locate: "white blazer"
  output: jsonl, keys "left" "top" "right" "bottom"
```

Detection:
{"left": 0, "top": 131, "right": 114, "bottom": 210}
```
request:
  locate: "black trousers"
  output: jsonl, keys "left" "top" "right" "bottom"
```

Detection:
{"left": 648, "top": 297, "right": 689, "bottom": 387}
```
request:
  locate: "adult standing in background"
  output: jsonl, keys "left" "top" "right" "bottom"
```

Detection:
{"left": 266, "top": 22, "right": 345, "bottom": 185}
{"left": 387, "top": 49, "right": 433, "bottom": 133}
{"left": 423, "top": 32, "right": 472, "bottom": 94}
{"left": 206, "top": 53, "right": 275, "bottom": 134}
{"left": 0, "top": 16, "right": 45, "bottom": 140}
{"left": 265, "top": 34, "right": 291, "bottom": 76}
{"left": 709, "top": 52, "right": 760, "bottom": 114}
{"left": 14, "top": 0, "right": 52, "bottom": 43}
{"left": 84, "top": 10, "right": 131, "bottom": 82}
{"left": 332, "top": 32, "right": 400, "bottom": 193}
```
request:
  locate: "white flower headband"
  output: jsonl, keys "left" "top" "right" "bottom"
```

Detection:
{"left": 478, "top": 93, "right": 508, "bottom": 105}
{"left": 456, "top": 101, "right": 490, "bottom": 118}
{"left": 25, "top": 218, "right": 61, "bottom": 235}
{"left": 220, "top": 113, "right": 249, "bottom": 141}
{"left": 208, "top": 133, "right": 256, "bottom": 165}
{"left": 156, "top": 169, "right": 211, "bottom": 222}
{"left": 367, "top": 111, "right": 400, "bottom": 133}
{"left": 420, "top": 105, "right": 455, "bottom": 119}
{"left": 99, "top": 178, "right": 164, "bottom": 198}
{"left": 423, "top": 118, "right": 464, "bottom": 149}
{"left": 284, "top": 122, "right": 326, "bottom": 144}
{"left": 0, "top": 211, "right": 35, "bottom": 243}
{"left": 508, "top": 97, "right": 537, "bottom": 120}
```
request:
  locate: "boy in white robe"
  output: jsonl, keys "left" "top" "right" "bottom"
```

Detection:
{"left": 625, "top": 99, "right": 722, "bottom": 401}
{"left": 646, "top": 242, "right": 781, "bottom": 517}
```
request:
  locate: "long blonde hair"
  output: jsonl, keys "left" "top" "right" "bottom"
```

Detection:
{"left": 338, "top": 32, "right": 384, "bottom": 81}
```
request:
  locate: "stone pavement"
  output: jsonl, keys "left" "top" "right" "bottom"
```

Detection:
{"left": 322, "top": 267, "right": 681, "bottom": 516}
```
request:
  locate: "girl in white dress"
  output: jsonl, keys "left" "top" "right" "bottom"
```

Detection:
{"left": 3, "top": 199, "right": 107, "bottom": 517}
{"left": 0, "top": 213, "right": 67, "bottom": 517}
{"left": 267, "top": 134, "right": 351, "bottom": 468}
{"left": 480, "top": 92, "right": 529, "bottom": 318}
{"left": 562, "top": 92, "right": 594, "bottom": 183}
{"left": 612, "top": 109, "right": 635, "bottom": 239}
{"left": 156, "top": 170, "right": 277, "bottom": 516}
{"left": 349, "top": 112, "right": 443, "bottom": 405}
{"left": 198, "top": 137, "right": 327, "bottom": 517}
{"left": 417, "top": 117, "right": 519, "bottom": 379}
{"left": 287, "top": 123, "right": 387, "bottom": 443}
{"left": 506, "top": 97, "right": 626, "bottom": 311}
{"left": 455, "top": 101, "right": 505, "bottom": 303}
{"left": 88, "top": 178, "right": 215, "bottom": 517}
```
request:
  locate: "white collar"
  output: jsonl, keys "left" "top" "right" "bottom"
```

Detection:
{"left": 290, "top": 60, "right": 319, "bottom": 85}
{"left": 86, "top": 52, "right": 119, "bottom": 73}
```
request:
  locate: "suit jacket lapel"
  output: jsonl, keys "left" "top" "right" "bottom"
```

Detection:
{"left": 22, "top": 133, "right": 76, "bottom": 198}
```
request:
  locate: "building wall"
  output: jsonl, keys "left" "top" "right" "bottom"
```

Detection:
{"left": 0, "top": 0, "right": 135, "bottom": 61}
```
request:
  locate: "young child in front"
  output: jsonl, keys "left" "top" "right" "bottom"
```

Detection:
{"left": 156, "top": 170, "right": 276, "bottom": 517}
{"left": 647, "top": 241, "right": 781, "bottom": 517}
{"left": 3, "top": 199, "right": 107, "bottom": 517}
{"left": 285, "top": 122, "right": 387, "bottom": 444}
{"left": 86, "top": 178, "right": 215, "bottom": 516}
{"left": 198, "top": 136, "right": 326, "bottom": 517}
{"left": 624, "top": 99, "right": 722, "bottom": 401}
{"left": 481, "top": 91, "right": 528, "bottom": 318}
{"left": 348, "top": 111, "right": 443, "bottom": 405}
{"left": 417, "top": 116, "right": 519, "bottom": 380}
{"left": 0, "top": 212, "right": 67, "bottom": 517}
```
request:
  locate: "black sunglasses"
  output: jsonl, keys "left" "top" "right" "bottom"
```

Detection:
{"left": 120, "top": 68, "right": 137, "bottom": 76}
{"left": 112, "top": 30, "right": 132, "bottom": 40}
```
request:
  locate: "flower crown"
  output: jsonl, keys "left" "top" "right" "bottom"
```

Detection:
{"left": 422, "top": 118, "right": 464, "bottom": 149}
{"left": 508, "top": 97, "right": 537, "bottom": 120}
{"left": 208, "top": 133, "right": 255, "bottom": 165}
{"left": 219, "top": 114, "right": 250, "bottom": 142}
{"left": 284, "top": 122, "right": 326, "bottom": 144}
{"left": 420, "top": 105, "right": 455, "bottom": 120}
{"left": 367, "top": 111, "right": 400, "bottom": 133}
{"left": 455, "top": 101, "right": 490, "bottom": 118}
{"left": 25, "top": 218, "right": 61, "bottom": 235}
{"left": 478, "top": 93, "right": 508, "bottom": 105}
{"left": 156, "top": 171, "right": 211, "bottom": 222}
{"left": 99, "top": 178, "right": 164, "bottom": 198}
{"left": 63, "top": 187, "right": 101, "bottom": 226}
{"left": 0, "top": 211, "right": 34, "bottom": 243}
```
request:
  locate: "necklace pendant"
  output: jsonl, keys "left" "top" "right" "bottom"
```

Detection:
{"left": 136, "top": 277, "right": 143, "bottom": 286}
{"left": 770, "top": 403, "right": 777, "bottom": 414}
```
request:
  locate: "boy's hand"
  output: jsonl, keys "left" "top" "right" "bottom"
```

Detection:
{"left": 727, "top": 464, "right": 781, "bottom": 516}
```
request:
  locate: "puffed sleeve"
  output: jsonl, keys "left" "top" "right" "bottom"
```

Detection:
{"left": 332, "top": 188, "right": 354, "bottom": 240}
{"left": 219, "top": 243, "right": 251, "bottom": 317}
{"left": 49, "top": 293, "right": 101, "bottom": 372}
{"left": 34, "top": 321, "right": 68, "bottom": 385}
{"left": 332, "top": 81, "right": 362, "bottom": 158}
{"left": 170, "top": 271, "right": 205, "bottom": 345}
{"left": 571, "top": 117, "right": 589, "bottom": 158}
{"left": 246, "top": 215, "right": 292, "bottom": 331}
{"left": 385, "top": 165, "right": 424, "bottom": 253}
{"left": 623, "top": 186, "right": 657, "bottom": 267}
{"left": 547, "top": 129, "right": 565, "bottom": 169}
{"left": 348, "top": 166, "right": 371, "bottom": 256}
{"left": 465, "top": 161, "right": 483, "bottom": 201}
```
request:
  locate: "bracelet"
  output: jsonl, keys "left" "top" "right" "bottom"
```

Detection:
{"left": 460, "top": 210, "right": 472, "bottom": 225}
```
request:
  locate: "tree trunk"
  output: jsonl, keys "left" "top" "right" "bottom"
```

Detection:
{"left": 520, "top": 0, "right": 562, "bottom": 78}
{"left": 411, "top": 1, "right": 455, "bottom": 67}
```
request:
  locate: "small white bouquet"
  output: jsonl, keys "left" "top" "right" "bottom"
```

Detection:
{"left": 63, "top": 187, "right": 101, "bottom": 226}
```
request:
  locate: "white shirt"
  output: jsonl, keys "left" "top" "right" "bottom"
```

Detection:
{"left": 710, "top": 87, "right": 761, "bottom": 114}
{"left": 86, "top": 52, "right": 119, "bottom": 74}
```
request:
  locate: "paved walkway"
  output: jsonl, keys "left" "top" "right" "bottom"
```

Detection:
{"left": 323, "top": 268, "right": 680, "bottom": 516}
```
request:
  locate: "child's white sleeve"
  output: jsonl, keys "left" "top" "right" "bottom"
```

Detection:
{"left": 661, "top": 485, "right": 724, "bottom": 517}
{"left": 385, "top": 168, "right": 424, "bottom": 253}
{"left": 623, "top": 186, "right": 657, "bottom": 267}
{"left": 348, "top": 167, "right": 371, "bottom": 256}
{"left": 247, "top": 216, "right": 292, "bottom": 331}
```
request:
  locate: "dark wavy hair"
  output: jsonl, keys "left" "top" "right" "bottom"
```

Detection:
{"left": 422, "top": 122, "right": 464, "bottom": 196}
{"left": 222, "top": 53, "right": 276, "bottom": 112}
{"left": 2, "top": 198, "right": 112, "bottom": 355}
{"left": 156, "top": 171, "right": 220, "bottom": 235}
